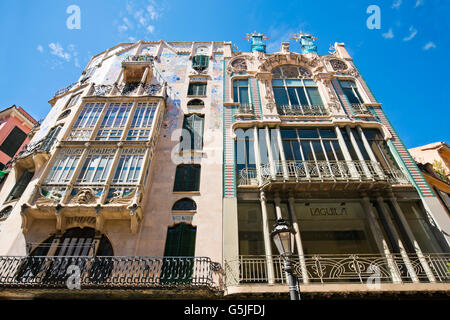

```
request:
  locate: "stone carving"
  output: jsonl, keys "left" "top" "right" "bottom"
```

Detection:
{"left": 227, "top": 56, "right": 248, "bottom": 74}
{"left": 70, "top": 188, "right": 97, "bottom": 205}
{"left": 329, "top": 59, "right": 347, "bottom": 71}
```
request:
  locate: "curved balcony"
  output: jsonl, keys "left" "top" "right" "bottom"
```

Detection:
{"left": 350, "top": 103, "right": 372, "bottom": 116}
{"left": 235, "top": 102, "right": 254, "bottom": 116}
{"left": 237, "top": 160, "right": 411, "bottom": 190}
{"left": 277, "top": 104, "right": 328, "bottom": 116}
{"left": 0, "top": 255, "right": 221, "bottom": 292}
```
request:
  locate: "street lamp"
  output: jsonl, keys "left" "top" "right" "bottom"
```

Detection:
{"left": 271, "top": 218, "right": 301, "bottom": 300}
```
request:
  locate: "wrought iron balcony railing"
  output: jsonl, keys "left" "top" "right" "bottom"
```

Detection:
{"left": 15, "top": 136, "right": 58, "bottom": 160}
{"left": 123, "top": 55, "right": 154, "bottom": 63}
{"left": 91, "top": 84, "right": 113, "bottom": 96}
{"left": 225, "top": 254, "right": 450, "bottom": 286}
{"left": 350, "top": 103, "right": 372, "bottom": 115}
{"left": 277, "top": 104, "right": 328, "bottom": 116}
{"left": 0, "top": 256, "right": 221, "bottom": 289}
{"left": 237, "top": 160, "right": 410, "bottom": 186}
{"left": 55, "top": 82, "right": 77, "bottom": 97}
{"left": 237, "top": 102, "right": 254, "bottom": 114}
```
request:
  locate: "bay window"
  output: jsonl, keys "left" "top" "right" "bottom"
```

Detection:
{"left": 111, "top": 149, "right": 145, "bottom": 184}
{"left": 126, "top": 102, "right": 158, "bottom": 141}
{"left": 76, "top": 149, "right": 115, "bottom": 184}
{"left": 95, "top": 102, "right": 132, "bottom": 141}
{"left": 68, "top": 103, "right": 104, "bottom": 141}
{"left": 44, "top": 149, "right": 83, "bottom": 184}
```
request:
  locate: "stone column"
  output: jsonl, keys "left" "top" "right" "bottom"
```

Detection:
{"left": 275, "top": 126, "right": 289, "bottom": 180}
{"left": 264, "top": 126, "right": 276, "bottom": 179}
{"left": 273, "top": 192, "right": 283, "bottom": 220}
{"left": 356, "top": 125, "right": 385, "bottom": 178}
{"left": 334, "top": 126, "right": 358, "bottom": 178}
{"left": 388, "top": 192, "right": 437, "bottom": 282}
{"left": 360, "top": 194, "right": 402, "bottom": 283}
{"left": 138, "top": 66, "right": 150, "bottom": 95}
{"left": 288, "top": 193, "right": 309, "bottom": 284}
{"left": 375, "top": 195, "right": 419, "bottom": 283}
{"left": 345, "top": 125, "right": 372, "bottom": 179}
{"left": 259, "top": 191, "right": 275, "bottom": 284}
{"left": 253, "top": 126, "right": 263, "bottom": 186}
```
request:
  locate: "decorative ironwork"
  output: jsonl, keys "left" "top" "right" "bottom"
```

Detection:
{"left": 55, "top": 82, "right": 77, "bottom": 97}
{"left": 225, "top": 254, "right": 450, "bottom": 285}
{"left": 0, "top": 206, "right": 13, "bottom": 220}
{"left": 351, "top": 103, "right": 372, "bottom": 115}
{"left": 271, "top": 65, "right": 312, "bottom": 79}
{"left": 143, "top": 84, "right": 162, "bottom": 95}
{"left": 237, "top": 160, "right": 410, "bottom": 186}
{"left": 277, "top": 104, "right": 328, "bottom": 116}
{"left": 123, "top": 55, "right": 154, "bottom": 63}
{"left": 329, "top": 59, "right": 348, "bottom": 71}
{"left": 237, "top": 102, "right": 254, "bottom": 114}
{"left": 0, "top": 256, "right": 220, "bottom": 289}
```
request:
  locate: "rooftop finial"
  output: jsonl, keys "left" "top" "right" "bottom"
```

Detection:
{"left": 245, "top": 31, "right": 268, "bottom": 53}
{"left": 292, "top": 32, "right": 318, "bottom": 54}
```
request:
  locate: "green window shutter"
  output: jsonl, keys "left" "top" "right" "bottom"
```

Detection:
{"left": 7, "top": 169, "right": 33, "bottom": 201}
{"left": 164, "top": 224, "right": 196, "bottom": 257}
{"left": 192, "top": 115, "right": 204, "bottom": 150}
{"left": 173, "top": 165, "right": 201, "bottom": 192}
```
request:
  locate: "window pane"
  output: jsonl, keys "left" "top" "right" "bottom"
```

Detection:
{"left": 301, "top": 141, "right": 314, "bottom": 160}
{"left": 298, "top": 129, "right": 319, "bottom": 139}
{"left": 273, "top": 87, "right": 289, "bottom": 105}
{"left": 342, "top": 88, "right": 360, "bottom": 104}
{"left": 239, "top": 87, "right": 249, "bottom": 103}
{"left": 295, "top": 87, "right": 309, "bottom": 106}
{"left": 287, "top": 87, "right": 299, "bottom": 105}
{"left": 306, "top": 87, "right": 323, "bottom": 106}
{"left": 312, "top": 140, "right": 325, "bottom": 160}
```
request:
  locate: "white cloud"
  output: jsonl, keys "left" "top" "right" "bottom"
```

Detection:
{"left": 423, "top": 42, "right": 436, "bottom": 50}
{"left": 146, "top": 25, "right": 155, "bottom": 33}
{"left": 403, "top": 26, "right": 418, "bottom": 41}
{"left": 382, "top": 28, "right": 394, "bottom": 39}
{"left": 118, "top": 0, "right": 161, "bottom": 36}
{"left": 37, "top": 45, "right": 44, "bottom": 53}
{"left": 392, "top": 0, "right": 402, "bottom": 9}
{"left": 415, "top": 0, "right": 423, "bottom": 8}
{"left": 147, "top": 4, "right": 159, "bottom": 20}
{"left": 49, "top": 42, "right": 71, "bottom": 61}
{"left": 128, "top": 36, "right": 136, "bottom": 42}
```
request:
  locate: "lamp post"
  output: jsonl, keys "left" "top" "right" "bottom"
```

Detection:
{"left": 271, "top": 218, "right": 301, "bottom": 300}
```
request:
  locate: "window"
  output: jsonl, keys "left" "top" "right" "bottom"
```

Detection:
{"left": 68, "top": 102, "right": 104, "bottom": 141}
{"left": 44, "top": 149, "right": 83, "bottom": 184}
{"left": 172, "top": 198, "right": 197, "bottom": 211}
{"left": 65, "top": 93, "right": 81, "bottom": 110}
{"left": 76, "top": 149, "right": 115, "bottom": 184}
{"left": 340, "top": 80, "right": 364, "bottom": 105}
{"left": 192, "top": 55, "right": 209, "bottom": 72}
{"left": 111, "top": 149, "right": 145, "bottom": 184}
{"left": 271, "top": 65, "right": 324, "bottom": 115}
{"left": 41, "top": 125, "right": 62, "bottom": 152}
{"left": 187, "top": 83, "right": 207, "bottom": 96}
{"left": 6, "top": 169, "right": 33, "bottom": 202}
{"left": 126, "top": 102, "right": 158, "bottom": 140}
{"left": 80, "top": 66, "right": 97, "bottom": 83}
{"left": 233, "top": 80, "right": 250, "bottom": 103}
{"left": 235, "top": 129, "right": 256, "bottom": 175}
{"left": 180, "top": 114, "right": 204, "bottom": 152}
{"left": 173, "top": 164, "right": 201, "bottom": 192}
{"left": 96, "top": 102, "right": 132, "bottom": 141}
{"left": 0, "top": 126, "right": 27, "bottom": 157}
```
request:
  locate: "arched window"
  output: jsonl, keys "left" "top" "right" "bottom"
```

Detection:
{"left": 57, "top": 109, "right": 71, "bottom": 121}
{"left": 271, "top": 65, "right": 324, "bottom": 114}
{"left": 187, "top": 99, "right": 204, "bottom": 107}
{"left": 172, "top": 198, "right": 197, "bottom": 211}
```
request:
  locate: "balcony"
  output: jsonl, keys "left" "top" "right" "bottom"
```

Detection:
{"left": 236, "top": 102, "right": 254, "bottom": 116}
{"left": 0, "top": 256, "right": 221, "bottom": 295}
{"left": 237, "top": 160, "right": 411, "bottom": 190}
{"left": 277, "top": 104, "right": 328, "bottom": 116}
{"left": 350, "top": 103, "right": 372, "bottom": 116}
{"left": 224, "top": 254, "right": 450, "bottom": 295}
{"left": 54, "top": 82, "right": 77, "bottom": 97}
{"left": 122, "top": 55, "right": 154, "bottom": 64}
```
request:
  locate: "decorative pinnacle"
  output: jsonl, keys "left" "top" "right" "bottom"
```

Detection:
{"left": 291, "top": 32, "right": 317, "bottom": 42}
{"left": 245, "top": 31, "right": 268, "bottom": 41}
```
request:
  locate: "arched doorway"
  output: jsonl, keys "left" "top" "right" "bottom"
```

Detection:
{"left": 16, "top": 227, "right": 114, "bottom": 284}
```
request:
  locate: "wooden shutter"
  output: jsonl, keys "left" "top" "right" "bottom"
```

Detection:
{"left": 164, "top": 224, "right": 196, "bottom": 257}
{"left": 173, "top": 165, "right": 201, "bottom": 192}
{"left": 6, "top": 169, "right": 33, "bottom": 201}
{"left": 41, "top": 126, "right": 62, "bottom": 152}
{"left": 0, "top": 126, "right": 27, "bottom": 157}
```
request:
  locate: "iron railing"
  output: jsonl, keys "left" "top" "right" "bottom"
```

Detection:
{"left": 91, "top": 84, "right": 113, "bottom": 96}
{"left": 237, "top": 102, "right": 254, "bottom": 114}
{"left": 123, "top": 55, "right": 154, "bottom": 63}
{"left": 55, "top": 82, "right": 77, "bottom": 97}
{"left": 350, "top": 103, "right": 372, "bottom": 115}
{"left": 237, "top": 160, "right": 410, "bottom": 186}
{"left": 0, "top": 256, "right": 220, "bottom": 289}
{"left": 277, "top": 104, "right": 328, "bottom": 116}
{"left": 15, "top": 136, "right": 57, "bottom": 159}
{"left": 225, "top": 254, "right": 450, "bottom": 286}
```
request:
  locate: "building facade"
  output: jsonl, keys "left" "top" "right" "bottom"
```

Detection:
{"left": 0, "top": 34, "right": 448, "bottom": 299}
{"left": 409, "top": 142, "right": 450, "bottom": 215}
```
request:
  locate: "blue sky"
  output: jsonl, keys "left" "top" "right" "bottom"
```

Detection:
{"left": 0, "top": 0, "right": 448, "bottom": 148}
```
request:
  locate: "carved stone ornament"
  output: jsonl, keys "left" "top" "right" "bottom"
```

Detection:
{"left": 227, "top": 56, "right": 248, "bottom": 74}
{"left": 71, "top": 188, "right": 97, "bottom": 205}
{"left": 329, "top": 58, "right": 347, "bottom": 71}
